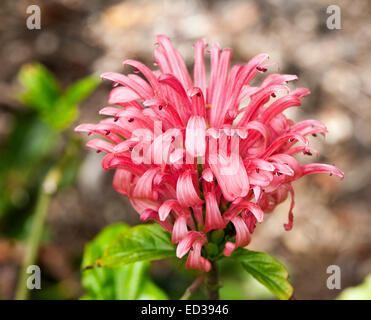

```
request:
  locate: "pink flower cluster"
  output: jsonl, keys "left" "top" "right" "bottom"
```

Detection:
{"left": 76, "top": 35, "right": 344, "bottom": 272}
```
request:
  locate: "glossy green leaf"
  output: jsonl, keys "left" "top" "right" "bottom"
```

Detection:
{"left": 18, "top": 63, "right": 99, "bottom": 130}
{"left": 50, "top": 75, "right": 100, "bottom": 130}
{"left": 232, "top": 248, "right": 293, "bottom": 300}
{"left": 98, "top": 224, "right": 175, "bottom": 267}
{"left": 18, "top": 63, "right": 61, "bottom": 112}
{"left": 63, "top": 75, "right": 100, "bottom": 106}
{"left": 82, "top": 223, "right": 168, "bottom": 300}
{"left": 338, "top": 274, "right": 371, "bottom": 300}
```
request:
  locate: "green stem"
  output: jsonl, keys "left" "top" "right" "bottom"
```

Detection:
{"left": 180, "top": 274, "right": 205, "bottom": 300}
{"left": 14, "top": 137, "right": 79, "bottom": 300}
{"left": 15, "top": 168, "right": 61, "bottom": 300}
{"left": 207, "top": 261, "right": 220, "bottom": 300}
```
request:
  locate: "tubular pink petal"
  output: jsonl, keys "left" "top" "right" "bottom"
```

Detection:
{"left": 189, "top": 87, "right": 206, "bottom": 117}
{"left": 108, "top": 86, "right": 141, "bottom": 104}
{"left": 301, "top": 164, "right": 344, "bottom": 179}
{"left": 112, "top": 169, "right": 133, "bottom": 197}
{"left": 261, "top": 133, "right": 308, "bottom": 159}
{"left": 86, "top": 139, "right": 114, "bottom": 153}
{"left": 193, "top": 38, "right": 207, "bottom": 94}
{"left": 268, "top": 154, "right": 302, "bottom": 177}
{"left": 155, "top": 35, "right": 192, "bottom": 90}
{"left": 202, "top": 168, "right": 213, "bottom": 182}
{"left": 74, "top": 123, "right": 95, "bottom": 133}
{"left": 209, "top": 48, "right": 232, "bottom": 127}
{"left": 223, "top": 216, "right": 251, "bottom": 256}
{"left": 172, "top": 215, "right": 189, "bottom": 245}
{"left": 113, "top": 140, "right": 138, "bottom": 154}
{"left": 261, "top": 74, "right": 298, "bottom": 87}
{"left": 291, "top": 88, "right": 311, "bottom": 98}
{"left": 247, "top": 159, "right": 275, "bottom": 172}
{"left": 123, "top": 59, "right": 160, "bottom": 93}
{"left": 159, "top": 200, "right": 183, "bottom": 221}
{"left": 185, "top": 240, "right": 211, "bottom": 272}
{"left": 74, "top": 124, "right": 122, "bottom": 144}
{"left": 283, "top": 184, "right": 295, "bottom": 231}
{"left": 252, "top": 186, "right": 262, "bottom": 202}
{"left": 237, "top": 85, "right": 289, "bottom": 127}
{"left": 127, "top": 74, "right": 154, "bottom": 97}
{"left": 158, "top": 74, "right": 192, "bottom": 123}
{"left": 95, "top": 122, "right": 132, "bottom": 139}
{"left": 101, "top": 72, "right": 152, "bottom": 99}
{"left": 223, "top": 201, "right": 264, "bottom": 223}
{"left": 290, "top": 119, "right": 327, "bottom": 132}
{"left": 102, "top": 154, "right": 146, "bottom": 176}
{"left": 176, "top": 231, "right": 206, "bottom": 258}
{"left": 260, "top": 95, "right": 302, "bottom": 125}
{"left": 232, "top": 216, "right": 251, "bottom": 247}
{"left": 140, "top": 209, "right": 173, "bottom": 232}
{"left": 207, "top": 44, "right": 220, "bottom": 104}
{"left": 130, "top": 198, "right": 160, "bottom": 215}
{"left": 272, "top": 163, "right": 295, "bottom": 176}
{"left": 209, "top": 155, "right": 249, "bottom": 202}
{"left": 224, "top": 54, "right": 269, "bottom": 116}
{"left": 176, "top": 171, "right": 203, "bottom": 207}
{"left": 99, "top": 106, "right": 123, "bottom": 117}
{"left": 223, "top": 241, "right": 236, "bottom": 257}
{"left": 204, "top": 192, "right": 225, "bottom": 233}
{"left": 132, "top": 168, "right": 159, "bottom": 200}
{"left": 242, "top": 211, "right": 257, "bottom": 234}
{"left": 185, "top": 116, "right": 206, "bottom": 158}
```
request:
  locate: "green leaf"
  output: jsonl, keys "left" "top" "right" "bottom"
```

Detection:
{"left": 63, "top": 75, "right": 100, "bottom": 106}
{"left": 232, "top": 248, "right": 293, "bottom": 300}
{"left": 137, "top": 281, "right": 169, "bottom": 300}
{"left": 82, "top": 223, "right": 168, "bottom": 300}
{"left": 98, "top": 224, "right": 175, "bottom": 268}
{"left": 18, "top": 63, "right": 99, "bottom": 130}
{"left": 0, "top": 112, "right": 59, "bottom": 220}
{"left": 338, "top": 274, "right": 371, "bottom": 300}
{"left": 51, "top": 75, "right": 100, "bottom": 130}
{"left": 18, "top": 63, "right": 61, "bottom": 112}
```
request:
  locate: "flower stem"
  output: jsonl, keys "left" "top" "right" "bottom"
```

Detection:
{"left": 14, "top": 168, "right": 60, "bottom": 300}
{"left": 180, "top": 274, "right": 205, "bottom": 300}
{"left": 14, "top": 138, "right": 77, "bottom": 300}
{"left": 207, "top": 261, "right": 220, "bottom": 300}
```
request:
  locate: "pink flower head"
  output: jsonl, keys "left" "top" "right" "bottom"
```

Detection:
{"left": 76, "top": 35, "right": 344, "bottom": 271}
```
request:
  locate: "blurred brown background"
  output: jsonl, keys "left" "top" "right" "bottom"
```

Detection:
{"left": 0, "top": 0, "right": 370, "bottom": 299}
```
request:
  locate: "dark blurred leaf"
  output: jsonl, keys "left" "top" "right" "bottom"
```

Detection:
{"left": 218, "top": 257, "right": 273, "bottom": 300}
{"left": 338, "top": 274, "right": 371, "bottom": 300}
{"left": 50, "top": 75, "right": 100, "bottom": 130}
{"left": 18, "top": 63, "right": 61, "bottom": 113}
{"left": 18, "top": 63, "right": 99, "bottom": 130}
{"left": 232, "top": 248, "right": 293, "bottom": 300}
{"left": 82, "top": 223, "right": 168, "bottom": 300}
{"left": 0, "top": 113, "right": 58, "bottom": 219}
{"left": 98, "top": 224, "right": 175, "bottom": 268}
{"left": 63, "top": 75, "right": 100, "bottom": 107}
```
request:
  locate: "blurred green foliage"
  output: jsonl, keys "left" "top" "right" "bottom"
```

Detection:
{"left": 219, "top": 258, "right": 274, "bottom": 300}
{"left": 81, "top": 223, "right": 168, "bottom": 300}
{"left": 83, "top": 221, "right": 291, "bottom": 300}
{"left": 231, "top": 248, "right": 293, "bottom": 300}
{"left": 0, "top": 63, "right": 99, "bottom": 234}
{"left": 18, "top": 63, "right": 99, "bottom": 130}
{"left": 338, "top": 274, "right": 371, "bottom": 300}
{"left": 96, "top": 223, "right": 175, "bottom": 268}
